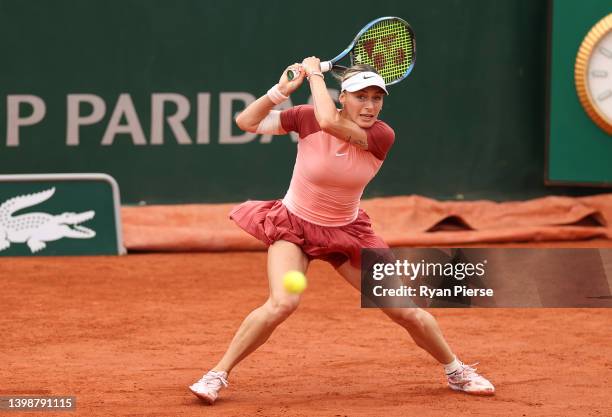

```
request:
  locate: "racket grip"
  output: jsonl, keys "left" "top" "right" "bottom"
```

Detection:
{"left": 320, "top": 61, "right": 332, "bottom": 73}
{"left": 287, "top": 61, "right": 332, "bottom": 80}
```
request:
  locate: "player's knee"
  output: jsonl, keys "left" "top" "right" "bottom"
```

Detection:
{"left": 386, "top": 308, "right": 425, "bottom": 330}
{"left": 264, "top": 297, "right": 299, "bottom": 324}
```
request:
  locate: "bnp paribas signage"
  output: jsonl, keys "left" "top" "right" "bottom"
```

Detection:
{"left": 0, "top": 174, "right": 124, "bottom": 256}
{"left": 0, "top": 1, "right": 345, "bottom": 205}
{"left": 2, "top": 93, "right": 339, "bottom": 147}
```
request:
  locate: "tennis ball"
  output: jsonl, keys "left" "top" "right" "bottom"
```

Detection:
{"left": 283, "top": 270, "right": 307, "bottom": 294}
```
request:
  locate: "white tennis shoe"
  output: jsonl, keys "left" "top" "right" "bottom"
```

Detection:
{"left": 447, "top": 362, "right": 495, "bottom": 395}
{"left": 189, "top": 370, "right": 229, "bottom": 404}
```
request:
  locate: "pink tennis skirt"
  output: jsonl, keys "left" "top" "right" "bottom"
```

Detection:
{"left": 229, "top": 199, "right": 388, "bottom": 269}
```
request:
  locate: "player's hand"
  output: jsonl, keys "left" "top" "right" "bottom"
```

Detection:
{"left": 301, "top": 56, "right": 321, "bottom": 77}
{"left": 279, "top": 63, "right": 305, "bottom": 96}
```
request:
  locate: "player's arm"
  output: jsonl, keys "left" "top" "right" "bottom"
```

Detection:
{"left": 302, "top": 57, "right": 368, "bottom": 150}
{"left": 235, "top": 64, "right": 305, "bottom": 134}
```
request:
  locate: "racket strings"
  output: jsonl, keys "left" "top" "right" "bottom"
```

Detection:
{"left": 351, "top": 19, "right": 415, "bottom": 84}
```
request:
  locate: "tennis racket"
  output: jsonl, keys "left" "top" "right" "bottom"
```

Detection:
{"left": 287, "top": 16, "right": 416, "bottom": 86}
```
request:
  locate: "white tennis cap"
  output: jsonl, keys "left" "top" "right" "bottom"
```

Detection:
{"left": 341, "top": 71, "right": 388, "bottom": 95}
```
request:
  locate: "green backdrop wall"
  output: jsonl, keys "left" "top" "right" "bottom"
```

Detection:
{"left": 0, "top": 0, "right": 589, "bottom": 204}
{"left": 548, "top": 0, "right": 612, "bottom": 186}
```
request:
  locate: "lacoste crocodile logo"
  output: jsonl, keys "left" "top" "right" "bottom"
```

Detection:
{"left": 0, "top": 188, "right": 96, "bottom": 253}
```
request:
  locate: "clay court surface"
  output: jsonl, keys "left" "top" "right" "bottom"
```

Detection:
{"left": 2, "top": 251, "right": 611, "bottom": 417}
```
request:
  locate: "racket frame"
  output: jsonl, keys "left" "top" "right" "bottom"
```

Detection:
{"left": 287, "top": 16, "right": 416, "bottom": 86}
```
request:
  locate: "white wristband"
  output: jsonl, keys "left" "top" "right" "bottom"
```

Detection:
{"left": 266, "top": 84, "right": 289, "bottom": 105}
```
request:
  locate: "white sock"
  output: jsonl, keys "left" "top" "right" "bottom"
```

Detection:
{"left": 443, "top": 356, "right": 462, "bottom": 375}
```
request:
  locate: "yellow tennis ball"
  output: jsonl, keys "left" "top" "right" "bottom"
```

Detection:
{"left": 283, "top": 270, "right": 307, "bottom": 294}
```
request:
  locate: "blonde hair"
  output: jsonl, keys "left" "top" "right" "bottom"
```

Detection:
{"left": 339, "top": 64, "right": 380, "bottom": 83}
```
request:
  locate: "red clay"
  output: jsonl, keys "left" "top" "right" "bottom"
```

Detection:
{"left": 1, "top": 251, "right": 611, "bottom": 417}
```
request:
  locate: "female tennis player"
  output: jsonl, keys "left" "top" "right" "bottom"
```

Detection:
{"left": 189, "top": 57, "right": 495, "bottom": 404}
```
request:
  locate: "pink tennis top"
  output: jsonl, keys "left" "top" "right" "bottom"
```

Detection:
{"left": 279, "top": 105, "right": 395, "bottom": 227}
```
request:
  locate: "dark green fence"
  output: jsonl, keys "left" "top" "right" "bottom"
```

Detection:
{"left": 0, "top": 0, "right": 590, "bottom": 204}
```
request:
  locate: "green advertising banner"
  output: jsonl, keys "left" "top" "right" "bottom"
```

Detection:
{"left": 0, "top": 174, "right": 124, "bottom": 256}
{"left": 548, "top": 0, "right": 612, "bottom": 186}
{"left": 0, "top": 0, "right": 552, "bottom": 203}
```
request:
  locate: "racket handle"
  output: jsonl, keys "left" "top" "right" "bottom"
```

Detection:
{"left": 286, "top": 61, "right": 333, "bottom": 81}
{"left": 320, "top": 61, "right": 332, "bottom": 73}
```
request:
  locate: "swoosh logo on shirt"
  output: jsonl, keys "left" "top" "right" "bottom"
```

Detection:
{"left": 335, "top": 152, "right": 348, "bottom": 157}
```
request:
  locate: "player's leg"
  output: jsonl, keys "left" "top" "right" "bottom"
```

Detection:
{"left": 213, "top": 240, "right": 308, "bottom": 372}
{"left": 336, "top": 260, "right": 454, "bottom": 363}
{"left": 190, "top": 240, "right": 308, "bottom": 403}
{"left": 335, "top": 260, "right": 495, "bottom": 395}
